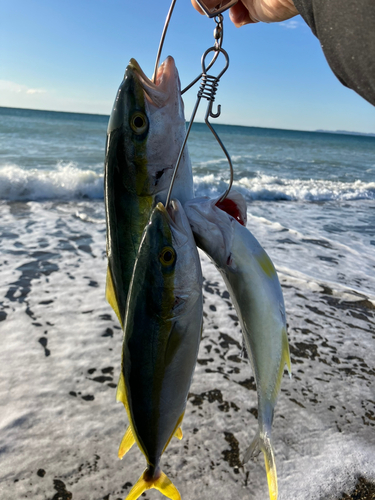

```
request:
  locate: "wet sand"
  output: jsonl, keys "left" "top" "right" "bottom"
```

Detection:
{"left": 0, "top": 202, "right": 374, "bottom": 500}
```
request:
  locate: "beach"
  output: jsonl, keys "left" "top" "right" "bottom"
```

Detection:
{"left": 0, "top": 107, "right": 375, "bottom": 499}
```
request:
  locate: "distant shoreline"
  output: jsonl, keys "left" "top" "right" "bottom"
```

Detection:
{"left": 1, "top": 106, "right": 374, "bottom": 138}
{"left": 315, "top": 128, "right": 375, "bottom": 137}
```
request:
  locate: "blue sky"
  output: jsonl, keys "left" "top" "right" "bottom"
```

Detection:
{"left": 1, "top": 0, "right": 374, "bottom": 133}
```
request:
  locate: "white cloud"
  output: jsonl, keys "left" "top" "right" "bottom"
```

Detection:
{"left": 280, "top": 19, "right": 300, "bottom": 29}
{"left": 26, "top": 88, "right": 46, "bottom": 94}
{"left": 0, "top": 80, "right": 46, "bottom": 94}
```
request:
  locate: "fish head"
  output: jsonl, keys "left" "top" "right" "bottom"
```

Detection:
{"left": 136, "top": 200, "right": 203, "bottom": 320}
{"left": 107, "top": 56, "right": 191, "bottom": 198}
{"left": 184, "top": 190, "right": 247, "bottom": 270}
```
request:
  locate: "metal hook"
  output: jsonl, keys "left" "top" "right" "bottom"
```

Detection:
{"left": 209, "top": 102, "right": 221, "bottom": 118}
{"left": 152, "top": 0, "right": 177, "bottom": 84}
{"left": 182, "top": 14, "right": 224, "bottom": 95}
{"left": 165, "top": 43, "right": 234, "bottom": 207}
{"left": 152, "top": 6, "right": 234, "bottom": 207}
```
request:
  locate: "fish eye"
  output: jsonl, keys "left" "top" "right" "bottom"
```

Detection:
{"left": 159, "top": 246, "right": 176, "bottom": 266}
{"left": 130, "top": 112, "right": 148, "bottom": 134}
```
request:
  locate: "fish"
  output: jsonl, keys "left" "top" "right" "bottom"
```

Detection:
{"left": 117, "top": 199, "right": 203, "bottom": 500}
{"left": 104, "top": 56, "right": 193, "bottom": 329}
{"left": 184, "top": 191, "right": 291, "bottom": 500}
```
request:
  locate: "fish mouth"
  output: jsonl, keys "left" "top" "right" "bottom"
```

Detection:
{"left": 127, "top": 56, "right": 180, "bottom": 107}
{"left": 156, "top": 200, "right": 189, "bottom": 246}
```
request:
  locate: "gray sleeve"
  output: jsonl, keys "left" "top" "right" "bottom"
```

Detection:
{"left": 293, "top": 0, "right": 375, "bottom": 106}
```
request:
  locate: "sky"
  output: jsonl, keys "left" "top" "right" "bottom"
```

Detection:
{"left": 1, "top": 0, "right": 374, "bottom": 133}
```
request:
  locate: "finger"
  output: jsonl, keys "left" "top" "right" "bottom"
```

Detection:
{"left": 191, "top": 0, "right": 205, "bottom": 14}
{"left": 229, "top": 2, "right": 259, "bottom": 26}
{"left": 192, "top": 0, "right": 232, "bottom": 15}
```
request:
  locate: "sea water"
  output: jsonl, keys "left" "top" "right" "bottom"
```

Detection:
{"left": 1, "top": 106, "right": 374, "bottom": 297}
{"left": 0, "top": 106, "right": 374, "bottom": 499}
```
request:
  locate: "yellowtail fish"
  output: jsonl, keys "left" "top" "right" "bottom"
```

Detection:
{"left": 117, "top": 199, "right": 203, "bottom": 500}
{"left": 104, "top": 56, "right": 193, "bottom": 328}
{"left": 184, "top": 192, "right": 291, "bottom": 500}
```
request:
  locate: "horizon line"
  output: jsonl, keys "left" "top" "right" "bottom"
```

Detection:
{"left": 1, "top": 105, "right": 374, "bottom": 138}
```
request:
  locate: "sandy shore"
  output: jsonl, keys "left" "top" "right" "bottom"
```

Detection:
{"left": 0, "top": 201, "right": 374, "bottom": 500}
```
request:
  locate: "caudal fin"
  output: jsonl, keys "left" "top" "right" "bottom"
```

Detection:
{"left": 125, "top": 468, "right": 180, "bottom": 500}
{"left": 243, "top": 429, "right": 278, "bottom": 500}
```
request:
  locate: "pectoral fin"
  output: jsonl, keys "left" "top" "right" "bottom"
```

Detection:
{"left": 106, "top": 265, "right": 123, "bottom": 328}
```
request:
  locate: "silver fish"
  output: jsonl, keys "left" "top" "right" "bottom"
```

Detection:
{"left": 184, "top": 192, "right": 291, "bottom": 500}
{"left": 105, "top": 56, "right": 193, "bottom": 329}
{"left": 117, "top": 199, "right": 203, "bottom": 500}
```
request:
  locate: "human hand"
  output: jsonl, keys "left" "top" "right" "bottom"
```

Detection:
{"left": 191, "top": 0, "right": 298, "bottom": 26}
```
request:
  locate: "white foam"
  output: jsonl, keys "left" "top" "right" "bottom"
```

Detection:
{"left": 194, "top": 172, "right": 375, "bottom": 202}
{"left": 1, "top": 201, "right": 374, "bottom": 500}
{"left": 1, "top": 163, "right": 374, "bottom": 203}
{"left": 0, "top": 163, "right": 103, "bottom": 201}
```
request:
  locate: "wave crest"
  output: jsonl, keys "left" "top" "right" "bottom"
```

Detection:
{"left": 1, "top": 165, "right": 374, "bottom": 203}
{"left": 0, "top": 163, "right": 103, "bottom": 201}
{"left": 194, "top": 173, "right": 375, "bottom": 202}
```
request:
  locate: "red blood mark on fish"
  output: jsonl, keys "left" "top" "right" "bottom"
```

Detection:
{"left": 215, "top": 199, "right": 245, "bottom": 226}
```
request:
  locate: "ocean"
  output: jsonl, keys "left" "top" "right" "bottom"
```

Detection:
{"left": 0, "top": 106, "right": 374, "bottom": 500}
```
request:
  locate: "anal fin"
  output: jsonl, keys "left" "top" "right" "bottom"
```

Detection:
{"left": 118, "top": 426, "right": 135, "bottom": 459}
{"left": 106, "top": 265, "right": 123, "bottom": 328}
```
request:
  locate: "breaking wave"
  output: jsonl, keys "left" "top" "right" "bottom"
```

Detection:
{"left": 0, "top": 164, "right": 374, "bottom": 202}
{"left": 0, "top": 163, "right": 103, "bottom": 201}
{"left": 194, "top": 173, "right": 375, "bottom": 202}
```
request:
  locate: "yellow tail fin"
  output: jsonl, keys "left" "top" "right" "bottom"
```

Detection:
{"left": 125, "top": 469, "right": 180, "bottom": 500}
{"left": 243, "top": 430, "right": 278, "bottom": 500}
{"left": 262, "top": 439, "right": 278, "bottom": 500}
